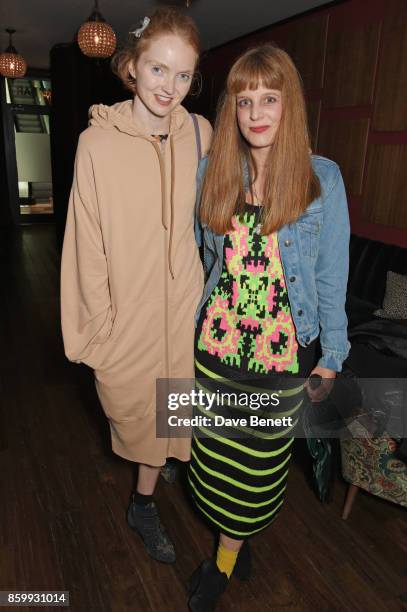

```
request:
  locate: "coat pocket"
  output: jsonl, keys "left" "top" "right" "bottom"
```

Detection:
{"left": 82, "top": 318, "right": 117, "bottom": 370}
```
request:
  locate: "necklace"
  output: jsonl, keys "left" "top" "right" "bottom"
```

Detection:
{"left": 252, "top": 182, "right": 263, "bottom": 235}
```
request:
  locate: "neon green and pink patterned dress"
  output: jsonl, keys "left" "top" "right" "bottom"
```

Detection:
{"left": 189, "top": 204, "right": 316, "bottom": 539}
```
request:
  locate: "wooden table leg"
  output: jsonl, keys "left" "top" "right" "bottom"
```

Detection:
{"left": 342, "top": 484, "right": 359, "bottom": 520}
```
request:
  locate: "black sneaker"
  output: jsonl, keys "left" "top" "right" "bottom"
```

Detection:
{"left": 188, "top": 559, "right": 228, "bottom": 612}
{"left": 127, "top": 495, "right": 176, "bottom": 564}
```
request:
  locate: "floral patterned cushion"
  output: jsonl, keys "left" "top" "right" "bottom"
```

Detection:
{"left": 341, "top": 436, "right": 407, "bottom": 507}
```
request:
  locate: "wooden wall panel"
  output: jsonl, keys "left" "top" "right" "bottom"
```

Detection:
{"left": 197, "top": 0, "right": 407, "bottom": 245}
{"left": 373, "top": 0, "right": 407, "bottom": 130}
{"left": 324, "top": 23, "right": 380, "bottom": 107}
{"left": 307, "top": 99, "right": 321, "bottom": 152}
{"left": 284, "top": 14, "right": 328, "bottom": 91}
{"left": 317, "top": 118, "right": 369, "bottom": 195}
{"left": 363, "top": 144, "right": 407, "bottom": 228}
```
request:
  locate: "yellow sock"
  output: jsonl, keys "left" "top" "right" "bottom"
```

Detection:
{"left": 216, "top": 544, "right": 238, "bottom": 578}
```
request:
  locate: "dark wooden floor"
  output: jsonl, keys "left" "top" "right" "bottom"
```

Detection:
{"left": 1, "top": 224, "right": 406, "bottom": 612}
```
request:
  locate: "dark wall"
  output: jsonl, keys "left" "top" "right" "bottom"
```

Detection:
{"left": 0, "top": 91, "right": 13, "bottom": 227}
{"left": 50, "top": 43, "right": 129, "bottom": 247}
{"left": 193, "top": 0, "right": 407, "bottom": 247}
{"left": 0, "top": 78, "right": 20, "bottom": 228}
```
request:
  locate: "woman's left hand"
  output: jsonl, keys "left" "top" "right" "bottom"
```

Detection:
{"left": 304, "top": 366, "right": 336, "bottom": 403}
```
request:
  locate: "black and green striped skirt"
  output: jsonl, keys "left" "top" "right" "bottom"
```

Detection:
{"left": 188, "top": 348, "right": 315, "bottom": 540}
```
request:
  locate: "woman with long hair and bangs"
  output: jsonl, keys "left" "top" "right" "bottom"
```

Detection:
{"left": 61, "top": 7, "right": 212, "bottom": 565}
{"left": 187, "top": 45, "right": 350, "bottom": 611}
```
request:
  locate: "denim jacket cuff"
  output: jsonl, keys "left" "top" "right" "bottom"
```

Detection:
{"left": 318, "top": 345, "right": 350, "bottom": 372}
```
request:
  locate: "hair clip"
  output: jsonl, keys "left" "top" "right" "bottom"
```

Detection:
{"left": 130, "top": 16, "right": 151, "bottom": 38}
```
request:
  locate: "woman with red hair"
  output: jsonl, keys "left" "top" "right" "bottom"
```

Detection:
{"left": 61, "top": 7, "right": 212, "bottom": 564}
{"left": 188, "top": 45, "right": 350, "bottom": 610}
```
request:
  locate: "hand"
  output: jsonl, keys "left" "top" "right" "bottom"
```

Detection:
{"left": 304, "top": 366, "right": 336, "bottom": 402}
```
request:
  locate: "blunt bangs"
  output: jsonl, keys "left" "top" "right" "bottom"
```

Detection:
{"left": 227, "top": 50, "right": 283, "bottom": 94}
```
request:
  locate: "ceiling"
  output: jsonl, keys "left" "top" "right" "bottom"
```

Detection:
{"left": 0, "top": 0, "right": 330, "bottom": 70}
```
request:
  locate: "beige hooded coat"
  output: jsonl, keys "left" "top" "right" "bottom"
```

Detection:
{"left": 61, "top": 100, "right": 212, "bottom": 465}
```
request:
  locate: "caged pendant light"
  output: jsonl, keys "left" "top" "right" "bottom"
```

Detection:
{"left": 77, "top": 0, "right": 116, "bottom": 59}
{"left": 0, "top": 29, "right": 27, "bottom": 78}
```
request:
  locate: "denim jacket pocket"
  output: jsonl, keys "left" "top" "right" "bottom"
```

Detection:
{"left": 297, "top": 218, "right": 320, "bottom": 258}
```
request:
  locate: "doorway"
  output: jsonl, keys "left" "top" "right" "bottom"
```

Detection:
{"left": 1, "top": 75, "right": 53, "bottom": 223}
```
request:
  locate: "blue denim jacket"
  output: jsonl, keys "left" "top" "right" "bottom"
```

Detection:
{"left": 195, "top": 155, "right": 351, "bottom": 372}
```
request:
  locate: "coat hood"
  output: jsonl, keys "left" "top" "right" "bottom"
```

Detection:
{"left": 88, "top": 99, "right": 190, "bottom": 138}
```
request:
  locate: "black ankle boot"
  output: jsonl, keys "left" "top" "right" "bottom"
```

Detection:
{"left": 188, "top": 559, "right": 228, "bottom": 612}
{"left": 233, "top": 540, "right": 251, "bottom": 581}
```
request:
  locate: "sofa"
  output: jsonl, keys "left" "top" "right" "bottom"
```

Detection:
{"left": 339, "top": 234, "right": 407, "bottom": 517}
{"left": 346, "top": 234, "right": 407, "bottom": 332}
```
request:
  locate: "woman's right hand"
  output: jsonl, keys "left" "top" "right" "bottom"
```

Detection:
{"left": 304, "top": 366, "right": 336, "bottom": 402}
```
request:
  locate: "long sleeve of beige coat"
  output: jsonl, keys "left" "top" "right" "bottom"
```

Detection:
{"left": 61, "top": 134, "right": 113, "bottom": 364}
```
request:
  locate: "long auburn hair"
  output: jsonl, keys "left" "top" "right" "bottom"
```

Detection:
{"left": 200, "top": 45, "right": 321, "bottom": 235}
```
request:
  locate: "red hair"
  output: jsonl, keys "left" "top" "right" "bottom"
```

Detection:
{"left": 200, "top": 45, "right": 321, "bottom": 235}
{"left": 111, "top": 7, "right": 200, "bottom": 94}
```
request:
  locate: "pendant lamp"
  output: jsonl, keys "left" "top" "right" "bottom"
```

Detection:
{"left": 0, "top": 29, "right": 27, "bottom": 78}
{"left": 77, "top": 0, "right": 116, "bottom": 59}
